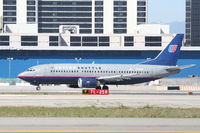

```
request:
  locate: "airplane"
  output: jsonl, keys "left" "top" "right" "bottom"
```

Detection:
{"left": 18, "top": 34, "right": 194, "bottom": 91}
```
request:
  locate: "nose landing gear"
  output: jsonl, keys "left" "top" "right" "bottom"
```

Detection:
{"left": 36, "top": 86, "right": 41, "bottom": 91}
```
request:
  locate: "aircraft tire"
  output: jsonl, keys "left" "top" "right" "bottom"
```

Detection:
{"left": 102, "top": 86, "right": 109, "bottom": 90}
{"left": 96, "top": 86, "right": 101, "bottom": 90}
{"left": 36, "top": 86, "right": 41, "bottom": 91}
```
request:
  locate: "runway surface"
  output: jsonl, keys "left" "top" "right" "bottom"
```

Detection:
{"left": 0, "top": 85, "right": 200, "bottom": 108}
{"left": 0, "top": 86, "right": 200, "bottom": 132}
{"left": 0, "top": 118, "right": 200, "bottom": 131}
{"left": 0, "top": 94, "right": 200, "bottom": 108}
{"left": 0, "top": 85, "right": 200, "bottom": 95}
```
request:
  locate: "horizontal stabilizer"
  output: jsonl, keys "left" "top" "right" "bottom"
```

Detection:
{"left": 166, "top": 64, "right": 196, "bottom": 72}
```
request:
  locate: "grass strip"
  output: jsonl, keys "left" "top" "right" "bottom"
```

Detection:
{"left": 0, "top": 106, "right": 200, "bottom": 118}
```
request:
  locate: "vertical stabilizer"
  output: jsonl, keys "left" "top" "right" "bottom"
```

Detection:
{"left": 141, "top": 34, "right": 184, "bottom": 66}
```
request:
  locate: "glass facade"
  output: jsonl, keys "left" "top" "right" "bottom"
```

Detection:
{"left": 145, "top": 36, "right": 162, "bottom": 46}
{"left": 1, "top": 0, "right": 147, "bottom": 34}
{"left": 21, "top": 36, "right": 38, "bottom": 46}
{"left": 70, "top": 36, "right": 109, "bottom": 47}
{"left": 186, "top": 0, "right": 200, "bottom": 46}
{"left": 3, "top": 0, "right": 16, "bottom": 24}
{"left": 113, "top": 0, "right": 127, "bottom": 34}
{"left": 124, "top": 36, "right": 134, "bottom": 46}
{"left": 0, "top": 36, "right": 10, "bottom": 46}
{"left": 137, "top": 0, "right": 146, "bottom": 25}
{"left": 38, "top": 0, "right": 93, "bottom": 33}
{"left": 49, "top": 36, "right": 59, "bottom": 46}
{"left": 95, "top": 1, "right": 104, "bottom": 34}
{"left": 27, "top": 0, "right": 37, "bottom": 23}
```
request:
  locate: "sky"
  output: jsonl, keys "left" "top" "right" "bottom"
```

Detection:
{"left": 148, "top": 0, "right": 185, "bottom": 23}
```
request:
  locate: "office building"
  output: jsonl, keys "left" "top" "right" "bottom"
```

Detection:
{"left": 186, "top": 0, "right": 200, "bottom": 46}
{"left": 0, "top": 0, "right": 147, "bottom": 34}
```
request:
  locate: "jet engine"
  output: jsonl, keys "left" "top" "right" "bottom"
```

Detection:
{"left": 68, "top": 84, "right": 79, "bottom": 88}
{"left": 78, "top": 78, "right": 100, "bottom": 88}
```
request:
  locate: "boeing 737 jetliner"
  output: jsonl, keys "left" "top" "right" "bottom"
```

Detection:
{"left": 18, "top": 34, "right": 194, "bottom": 90}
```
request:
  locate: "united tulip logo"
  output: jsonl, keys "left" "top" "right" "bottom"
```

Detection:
{"left": 168, "top": 45, "right": 178, "bottom": 53}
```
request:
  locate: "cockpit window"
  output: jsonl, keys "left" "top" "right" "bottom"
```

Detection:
{"left": 27, "top": 68, "right": 35, "bottom": 72}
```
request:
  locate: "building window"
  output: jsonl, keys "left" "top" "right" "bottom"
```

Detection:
{"left": 137, "top": 0, "right": 147, "bottom": 25}
{"left": 95, "top": 29, "right": 103, "bottom": 34}
{"left": 82, "top": 37, "right": 97, "bottom": 42}
{"left": 80, "top": 29, "right": 92, "bottom": 34}
{"left": 71, "top": 36, "right": 81, "bottom": 42}
{"left": 3, "top": 17, "right": 16, "bottom": 22}
{"left": 99, "top": 36, "right": 109, "bottom": 47}
{"left": 3, "top": 0, "right": 16, "bottom": 24}
{"left": 137, "top": 1, "right": 146, "bottom": 6}
{"left": 21, "top": 36, "right": 38, "bottom": 46}
{"left": 95, "top": 1, "right": 104, "bottom": 34}
{"left": 137, "top": 18, "right": 146, "bottom": 23}
{"left": 27, "top": 6, "right": 36, "bottom": 11}
{"left": 27, "top": 12, "right": 35, "bottom": 16}
{"left": 49, "top": 36, "right": 59, "bottom": 46}
{"left": 3, "top": 6, "right": 16, "bottom": 10}
{"left": 137, "top": 7, "right": 146, "bottom": 11}
{"left": 27, "top": 0, "right": 35, "bottom": 5}
{"left": 3, "top": 0, "right": 16, "bottom": 5}
{"left": 27, "top": 0, "right": 36, "bottom": 23}
{"left": 145, "top": 36, "right": 162, "bottom": 46}
{"left": 27, "top": 17, "right": 35, "bottom": 22}
{"left": 37, "top": 1, "right": 92, "bottom": 33}
{"left": 0, "top": 36, "right": 9, "bottom": 46}
{"left": 137, "top": 12, "right": 146, "bottom": 17}
{"left": 114, "top": 1, "right": 127, "bottom": 5}
{"left": 124, "top": 36, "right": 134, "bottom": 47}
{"left": 113, "top": 0, "right": 127, "bottom": 34}
{"left": 114, "top": 29, "right": 127, "bottom": 34}
{"left": 95, "top": 1, "right": 103, "bottom": 5}
{"left": 70, "top": 36, "right": 81, "bottom": 47}
{"left": 82, "top": 36, "right": 97, "bottom": 47}
{"left": 3, "top": 12, "right": 16, "bottom": 16}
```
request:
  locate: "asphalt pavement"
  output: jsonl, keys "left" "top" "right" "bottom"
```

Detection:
{"left": 0, "top": 118, "right": 200, "bottom": 131}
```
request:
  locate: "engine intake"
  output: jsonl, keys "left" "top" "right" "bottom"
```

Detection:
{"left": 78, "top": 78, "right": 99, "bottom": 88}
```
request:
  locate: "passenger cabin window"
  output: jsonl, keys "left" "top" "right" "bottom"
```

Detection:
{"left": 27, "top": 68, "right": 35, "bottom": 72}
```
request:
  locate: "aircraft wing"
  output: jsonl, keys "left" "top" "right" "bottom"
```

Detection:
{"left": 166, "top": 64, "right": 195, "bottom": 72}
{"left": 98, "top": 74, "right": 134, "bottom": 82}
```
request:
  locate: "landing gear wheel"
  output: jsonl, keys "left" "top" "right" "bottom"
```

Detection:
{"left": 96, "top": 86, "right": 101, "bottom": 90}
{"left": 36, "top": 86, "right": 41, "bottom": 91}
{"left": 102, "top": 86, "right": 109, "bottom": 90}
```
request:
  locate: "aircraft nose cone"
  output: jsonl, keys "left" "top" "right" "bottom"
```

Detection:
{"left": 18, "top": 72, "right": 25, "bottom": 79}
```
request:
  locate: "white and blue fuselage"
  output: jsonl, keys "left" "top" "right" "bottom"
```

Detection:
{"left": 18, "top": 64, "right": 179, "bottom": 86}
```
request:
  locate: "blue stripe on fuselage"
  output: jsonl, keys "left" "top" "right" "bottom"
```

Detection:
{"left": 18, "top": 76, "right": 160, "bottom": 85}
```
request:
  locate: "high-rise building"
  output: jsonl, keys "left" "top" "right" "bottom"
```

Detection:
{"left": 0, "top": 0, "right": 147, "bottom": 34}
{"left": 185, "top": 0, "right": 200, "bottom": 46}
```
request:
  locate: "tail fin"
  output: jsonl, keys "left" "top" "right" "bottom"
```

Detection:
{"left": 141, "top": 34, "right": 184, "bottom": 66}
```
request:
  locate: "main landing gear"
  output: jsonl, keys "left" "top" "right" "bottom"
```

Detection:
{"left": 102, "top": 85, "right": 109, "bottom": 90}
{"left": 95, "top": 85, "right": 109, "bottom": 90}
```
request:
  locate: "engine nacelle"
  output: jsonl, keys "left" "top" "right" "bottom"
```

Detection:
{"left": 78, "top": 78, "right": 99, "bottom": 88}
{"left": 68, "top": 84, "right": 79, "bottom": 88}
